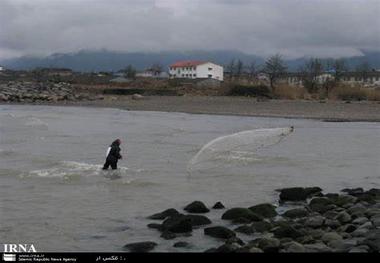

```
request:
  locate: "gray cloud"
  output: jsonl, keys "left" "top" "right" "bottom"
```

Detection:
{"left": 0, "top": 0, "right": 379, "bottom": 59}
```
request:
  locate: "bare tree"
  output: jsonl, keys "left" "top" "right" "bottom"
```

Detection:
{"left": 263, "top": 54, "right": 287, "bottom": 92}
{"left": 123, "top": 65, "right": 136, "bottom": 79}
{"left": 150, "top": 62, "right": 163, "bottom": 75}
{"left": 235, "top": 59, "right": 244, "bottom": 78}
{"left": 247, "top": 61, "right": 257, "bottom": 80}
{"left": 300, "top": 58, "right": 324, "bottom": 93}
{"left": 330, "top": 59, "right": 348, "bottom": 82}
{"left": 226, "top": 59, "right": 235, "bottom": 80}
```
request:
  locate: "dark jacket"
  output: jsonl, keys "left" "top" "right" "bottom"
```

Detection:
{"left": 106, "top": 140, "right": 122, "bottom": 162}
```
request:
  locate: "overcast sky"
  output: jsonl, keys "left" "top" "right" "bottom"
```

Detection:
{"left": 1, "top": 0, "right": 379, "bottom": 60}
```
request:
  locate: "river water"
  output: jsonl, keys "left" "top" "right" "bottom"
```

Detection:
{"left": 0, "top": 105, "right": 379, "bottom": 252}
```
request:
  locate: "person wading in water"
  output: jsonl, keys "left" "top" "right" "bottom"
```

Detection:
{"left": 103, "top": 139, "right": 122, "bottom": 170}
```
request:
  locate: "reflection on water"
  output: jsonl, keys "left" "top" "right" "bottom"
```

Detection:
{"left": 0, "top": 105, "right": 379, "bottom": 252}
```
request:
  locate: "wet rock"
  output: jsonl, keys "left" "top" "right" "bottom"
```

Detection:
{"left": 342, "top": 188, "right": 364, "bottom": 196}
{"left": 283, "top": 208, "right": 309, "bottom": 218}
{"left": 214, "top": 243, "right": 240, "bottom": 253}
{"left": 358, "top": 221, "right": 373, "bottom": 229}
{"left": 362, "top": 229, "right": 380, "bottom": 251}
{"left": 283, "top": 241, "right": 306, "bottom": 253}
{"left": 248, "top": 203, "right": 277, "bottom": 218}
{"left": 234, "top": 225, "right": 255, "bottom": 235}
{"left": 352, "top": 217, "right": 369, "bottom": 225}
{"left": 232, "top": 217, "right": 252, "bottom": 224}
{"left": 305, "top": 215, "right": 325, "bottom": 228}
{"left": 251, "top": 221, "right": 273, "bottom": 233}
{"left": 162, "top": 215, "right": 192, "bottom": 233}
{"left": 160, "top": 231, "right": 177, "bottom": 240}
{"left": 328, "top": 239, "right": 357, "bottom": 252}
{"left": 324, "top": 219, "right": 341, "bottom": 229}
{"left": 222, "top": 208, "right": 263, "bottom": 222}
{"left": 148, "top": 208, "right": 180, "bottom": 220}
{"left": 212, "top": 202, "right": 225, "bottom": 209}
{"left": 184, "top": 201, "right": 210, "bottom": 214}
{"left": 321, "top": 232, "right": 343, "bottom": 243}
{"left": 279, "top": 187, "right": 308, "bottom": 202}
{"left": 339, "top": 224, "right": 357, "bottom": 233}
{"left": 257, "top": 237, "right": 281, "bottom": 253}
{"left": 183, "top": 214, "right": 212, "bottom": 227}
{"left": 309, "top": 197, "right": 333, "bottom": 213}
{"left": 329, "top": 195, "right": 357, "bottom": 207}
{"left": 349, "top": 247, "right": 368, "bottom": 253}
{"left": 324, "top": 210, "right": 339, "bottom": 219}
{"left": 365, "top": 208, "right": 380, "bottom": 217}
{"left": 173, "top": 241, "right": 191, "bottom": 248}
{"left": 272, "top": 225, "right": 304, "bottom": 239}
{"left": 123, "top": 241, "right": 157, "bottom": 252}
{"left": 335, "top": 211, "right": 352, "bottom": 224}
{"left": 347, "top": 204, "right": 367, "bottom": 215}
{"left": 371, "top": 216, "right": 380, "bottom": 227}
{"left": 204, "top": 226, "right": 236, "bottom": 239}
{"left": 147, "top": 223, "right": 163, "bottom": 230}
{"left": 307, "top": 229, "right": 326, "bottom": 239}
{"left": 304, "top": 243, "right": 332, "bottom": 252}
{"left": 248, "top": 247, "right": 264, "bottom": 253}
{"left": 351, "top": 228, "right": 369, "bottom": 237}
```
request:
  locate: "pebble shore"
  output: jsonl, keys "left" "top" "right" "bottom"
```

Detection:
{"left": 124, "top": 187, "right": 380, "bottom": 253}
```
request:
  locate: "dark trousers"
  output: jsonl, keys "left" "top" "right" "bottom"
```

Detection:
{"left": 103, "top": 160, "right": 117, "bottom": 170}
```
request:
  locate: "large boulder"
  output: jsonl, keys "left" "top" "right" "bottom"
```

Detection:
{"left": 279, "top": 187, "right": 322, "bottom": 202}
{"left": 342, "top": 188, "right": 364, "bottom": 196}
{"left": 305, "top": 216, "right": 325, "bottom": 228}
{"left": 148, "top": 208, "right": 180, "bottom": 220}
{"left": 257, "top": 238, "right": 281, "bottom": 253}
{"left": 272, "top": 225, "right": 304, "bottom": 239}
{"left": 183, "top": 214, "right": 212, "bottom": 227}
{"left": 335, "top": 211, "right": 352, "bottom": 224}
{"left": 162, "top": 215, "right": 192, "bottom": 233}
{"left": 309, "top": 197, "right": 334, "bottom": 213}
{"left": 279, "top": 187, "right": 308, "bottom": 202}
{"left": 362, "top": 229, "right": 380, "bottom": 252}
{"left": 234, "top": 225, "right": 255, "bottom": 235}
{"left": 204, "top": 226, "right": 236, "bottom": 239}
{"left": 248, "top": 203, "right": 277, "bottom": 218}
{"left": 251, "top": 221, "right": 273, "bottom": 233}
{"left": 184, "top": 201, "right": 210, "bottom": 214}
{"left": 222, "top": 208, "right": 263, "bottom": 222}
{"left": 283, "top": 208, "right": 309, "bottom": 219}
{"left": 123, "top": 241, "right": 157, "bottom": 252}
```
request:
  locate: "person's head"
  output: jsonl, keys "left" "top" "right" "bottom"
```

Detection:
{"left": 112, "top": 139, "right": 121, "bottom": 146}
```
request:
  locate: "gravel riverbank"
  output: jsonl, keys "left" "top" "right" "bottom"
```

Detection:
{"left": 17, "top": 96, "right": 380, "bottom": 122}
{"left": 124, "top": 187, "right": 380, "bottom": 253}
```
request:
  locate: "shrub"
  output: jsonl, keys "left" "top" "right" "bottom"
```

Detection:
{"left": 228, "top": 84, "right": 271, "bottom": 98}
{"left": 331, "top": 86, "right": 368, "bottom": 101}
{"left": 273, "top": 84, "right": 307, "bottom": 100}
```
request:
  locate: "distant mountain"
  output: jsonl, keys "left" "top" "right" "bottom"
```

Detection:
{"left": 1, "top": 49, "right": 379, "bottom": 72}
{"left": 0, "top": 50, "right": 264, "bottom": 72}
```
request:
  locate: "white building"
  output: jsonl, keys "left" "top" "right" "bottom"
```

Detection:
{"left": 169, "top": 61, "right": 223, "bottom": 81}
{"left": 0, "top": 66, "right": 4, "bottom": 71}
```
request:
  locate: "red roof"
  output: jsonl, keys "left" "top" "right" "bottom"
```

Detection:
{"left": 169, "top": 60, "right": 206, "bottom": 68}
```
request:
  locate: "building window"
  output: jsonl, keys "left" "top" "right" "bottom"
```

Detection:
{"left": 208, "top": 74, "right": 212, "bottom": 78}
{"left": 208, "top": 67, "right": 212, "bottom": 71}
{"left": 182, "top": 74, "right": 184, "bottom": 77}
{"left": 193, "top": 74, "right": 196, "bottom": 77}
{"left": 193, "top": 67, "right": 196, "bottom": 70}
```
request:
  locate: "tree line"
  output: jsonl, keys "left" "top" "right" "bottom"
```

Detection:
{"left": 226, "top": 55, "right": 373, "bottom": 93}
